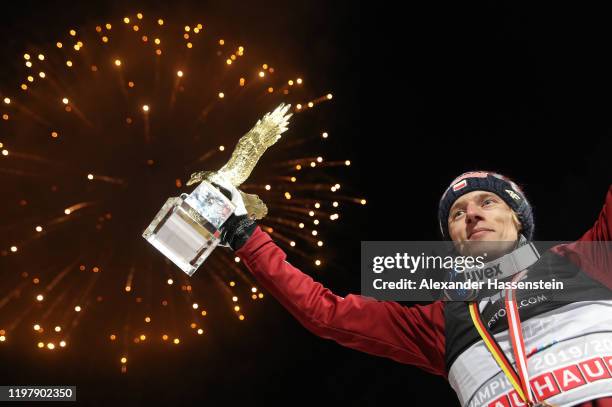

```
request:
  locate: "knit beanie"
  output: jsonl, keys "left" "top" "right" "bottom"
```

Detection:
{"left": 438, "top": 171, "right": 534, "bottom": 240}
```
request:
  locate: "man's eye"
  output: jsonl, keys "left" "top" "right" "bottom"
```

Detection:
{"left": 453, "top": 210, "right": 465, "bottom": 219}
{"left": 483, "top": 199, "right": 494, "bottom": 206}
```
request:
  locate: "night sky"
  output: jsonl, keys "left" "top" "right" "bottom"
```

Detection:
{"left": 0, "top": 1, "right": 610, "bottom": 405}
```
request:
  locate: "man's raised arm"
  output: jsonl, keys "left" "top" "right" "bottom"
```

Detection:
{"left": 236, "top": 226, "right": 447, "bottom": 377}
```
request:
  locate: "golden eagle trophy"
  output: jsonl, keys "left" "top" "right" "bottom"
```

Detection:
{"left": 186, "top": 103, "right": 293, "bottom": 219}
{"left": 143, "top": 103, "right": 293, "bottom": 275}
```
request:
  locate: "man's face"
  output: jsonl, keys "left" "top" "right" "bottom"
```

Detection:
{"left": 447, "top": 191, "right": 520, "bottom": 257}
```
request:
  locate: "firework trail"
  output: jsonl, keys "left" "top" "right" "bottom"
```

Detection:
{"left": 0, "top": 11, "right": 365, "bottom": 372}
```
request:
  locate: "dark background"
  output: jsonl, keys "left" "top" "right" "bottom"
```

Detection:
{"left": 0, "top": 1, "right": 610, "bottom": 405}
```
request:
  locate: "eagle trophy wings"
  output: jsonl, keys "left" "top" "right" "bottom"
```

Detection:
{"left": 186, "top": 103, "right": 293, "bottom": 219}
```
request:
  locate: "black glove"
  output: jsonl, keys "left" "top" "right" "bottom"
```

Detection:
{"left": 219, "top": 214, "right": 257, "bottom": 250}
{"left": 213, "top": 182, "right": 257, "bottom": 251}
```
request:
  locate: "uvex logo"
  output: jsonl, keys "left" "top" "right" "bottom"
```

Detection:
{"left": 463, "top": 264, "right": 503, "bottom": 282}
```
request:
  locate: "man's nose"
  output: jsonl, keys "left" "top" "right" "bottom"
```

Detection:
{"left": 465, "top": 202, "right": 484, "bottom": 223}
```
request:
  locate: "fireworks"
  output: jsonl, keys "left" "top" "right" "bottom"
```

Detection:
{"left": 0, "top": 12, "right": 365, "bottom": 372}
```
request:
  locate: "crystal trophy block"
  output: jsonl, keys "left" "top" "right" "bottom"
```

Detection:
{"left": 142, "top": 181, "right": 236, "bottom": 276}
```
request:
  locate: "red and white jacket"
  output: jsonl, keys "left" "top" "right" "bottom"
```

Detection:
{"left": 236, "top": 185, "right": 612, "bottom": 406}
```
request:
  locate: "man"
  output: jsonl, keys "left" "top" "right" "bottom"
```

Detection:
{"left": 215, "top": 171, "right": 612, "bottom": 406}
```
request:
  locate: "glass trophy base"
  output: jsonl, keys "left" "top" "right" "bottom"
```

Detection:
{"left": 142, "top": 181, "right": 235, "bottom": 276}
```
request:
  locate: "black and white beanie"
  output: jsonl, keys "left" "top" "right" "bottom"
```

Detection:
{"left": 438, "top": 171, "right": 534, "bottom": 240}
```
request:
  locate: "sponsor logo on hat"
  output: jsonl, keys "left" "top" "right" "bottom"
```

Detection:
{"left": 452, "top": 180, "right": 468, "bottom": 192}
{"left": 452, "top": 171, "right": 490, "bottom": 185}
{"left": 505, "top": 189, "right": 521, "bottom": 201}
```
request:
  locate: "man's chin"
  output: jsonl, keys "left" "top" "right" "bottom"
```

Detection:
{"left": 456, "top": 239, "right": 515, "bottom": 259}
